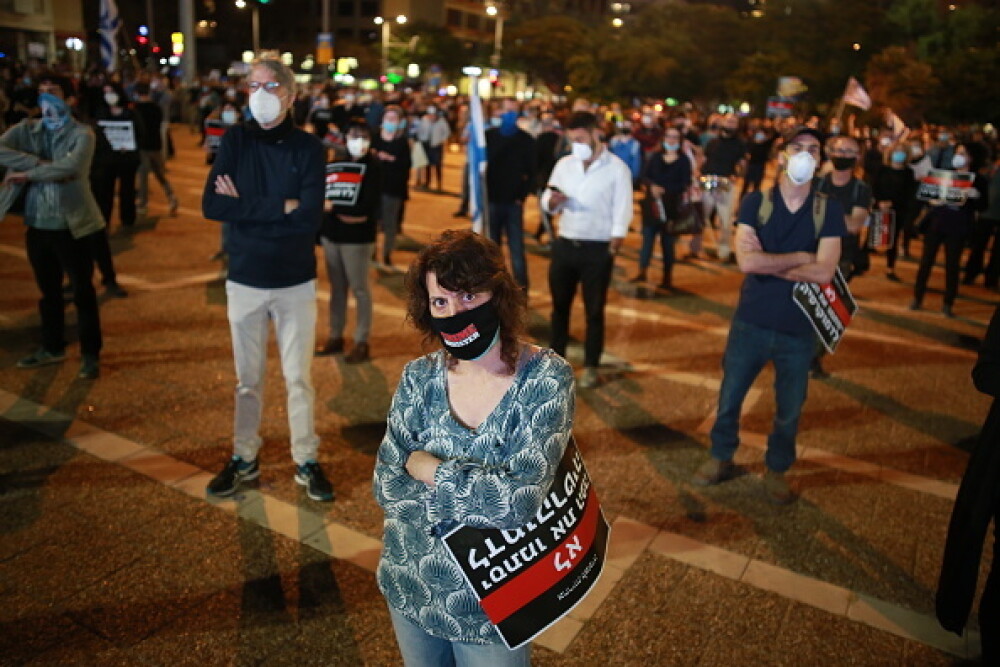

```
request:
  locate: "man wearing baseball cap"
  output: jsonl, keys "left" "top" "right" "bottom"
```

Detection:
{"left": 692, "top": 126, "right": 846, "bottom": 504}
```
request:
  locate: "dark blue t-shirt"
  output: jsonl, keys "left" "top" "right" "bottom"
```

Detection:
{"left": 734, "top": 188, "right": 847, "bottom": 338}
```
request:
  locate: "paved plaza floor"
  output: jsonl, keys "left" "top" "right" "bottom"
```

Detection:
{"left": 0, "top": 126, "right": 993, "bottom": 665}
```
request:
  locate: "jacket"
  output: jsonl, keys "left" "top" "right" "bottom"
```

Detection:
{"left": 202, "top": 117, "right": 325, "bottom": 289}
{"left": 0, "top": 117, "right": 105, "bottom": 239}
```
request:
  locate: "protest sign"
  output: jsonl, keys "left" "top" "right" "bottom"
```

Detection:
{"left": 97, "top": 119, "right": 136, "bottom": 152}
{"left": 917, "top": 169, "right": 976, "bottom": 204}
{"left": 792, "top": 268, "right": 858, "bottom": 354}
{"left": 204, "top": 120, "right": 226, "bottom": 152}
{"left": 867, "top": 210, "right": 896, "bottom": 251}
{"left": 325, "top": 162, "right": 366, "bottom": 206}
{"left": 443, "top": 438, "right": 609, "bottom": 650}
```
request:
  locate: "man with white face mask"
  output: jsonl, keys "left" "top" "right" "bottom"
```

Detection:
{"left": 693, "top": 126, "right": 846, "bottom": 504}
{"left": 541, "top": 111, "right": 633, "bottom": 389}
{"left": 202, "top": 59, "right": 333, "bottom": 502}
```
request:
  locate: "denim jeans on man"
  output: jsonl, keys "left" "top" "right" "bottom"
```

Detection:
{"left": 488, "top": 201, "right": 529, "bottom": 289}
{"left": 709, "top": 319, "right": 813, "bottom": 472}
{"left": 389, "top": 607, "right": 529, "bottom": 667}
{"left": 226, "top": 279, "right": 320, "bottom": 465}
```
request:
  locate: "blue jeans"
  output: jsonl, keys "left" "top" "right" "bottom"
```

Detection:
{"left": 709, "top": 319, "right": 814, "bottom": 472}
{"left": 638, "top": 221, "right": 675, "bottom": 273}
{"left": 389, "top": 607, "right": 530, "bottom": 667}
{"left": 488, "top": 201, "right": 529, "bottom": 289}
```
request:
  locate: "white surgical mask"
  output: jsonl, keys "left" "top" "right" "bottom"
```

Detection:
{"left": 952, "top": 154, "right": 968, "bottom": 170}
{"left": 346, "top": 137, "right": 370, "bottom": 158}
{"left": 249, "top": 88, "right": 282, "bottom": 125}
{"left": 879, "top": 136, "right": 892, "bottom": 147}
{"left": 785, "top": 151, "right": 817, "bottom": 185}
{"left": 104, "top": 92, "right": 119, "bottom": 107}
{"left": 221, "top": 109, "right": 238, "bottom": 125}
{"left": 571, "top": 141, "right": 593, "bottom": 162}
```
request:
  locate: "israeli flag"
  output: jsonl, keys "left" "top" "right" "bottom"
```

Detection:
{"left": 467, "top": 76, "right": 489, "bottom": 235}
{"left": 99, "top": 0, "right": 121, "bottom": 72}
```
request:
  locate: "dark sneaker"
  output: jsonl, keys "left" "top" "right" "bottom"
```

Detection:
{"left": 17, "top": 348, "right": 67, "bottom": 369}
{"left": 691, "top": 457, "right": 735, "bottom": 487}
{"left": 78, "top": 355, "right": 100, "bottom": 380}
{"left": 345, "top": 342, "right": 370, "bottom": 364}
{"left": 295, "top": 461, "right": 334, "bottom": 501}
{"left": 104, "top": 283, "right": 128, "bottom": 298}
{"left": 315, "top": 337, "right": 345, "bottom": 357}
{"left": 809, "top": 359, "right": 830, "bottom": 380}
{"left": 762, "top": 469, "right": 796, "bottom": 505}
{"left": 206, "top": 456, "right": 260, "bottom": 497}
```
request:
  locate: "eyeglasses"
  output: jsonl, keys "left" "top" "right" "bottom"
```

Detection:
{"left": 787, "top": 142, "right": 821, "bottom": 156}
{"left": 247, "top": 81, "right": 281, "bottom": 92}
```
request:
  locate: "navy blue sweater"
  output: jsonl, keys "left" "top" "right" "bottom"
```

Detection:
{"left": 202, "top": 117, "right": 325, "bottom": 288}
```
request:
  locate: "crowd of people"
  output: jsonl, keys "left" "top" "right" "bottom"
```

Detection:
{"left": 3, "top": 54, "right": 999, "bottom": 663}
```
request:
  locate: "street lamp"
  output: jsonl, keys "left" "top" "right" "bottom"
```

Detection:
{"left": 485, "top": 2, "right": 504, "bottom": 70}
{"left": 374, "top": 14, "right": 407, "bottom": 79}
{"left": 235, "top": 0, "right": 260, "bottom": 57}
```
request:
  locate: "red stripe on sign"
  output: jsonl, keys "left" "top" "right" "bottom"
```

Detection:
{"left": 823, "top": 283, "right": 852, "bottom": 326}
{"left": 479, "top": 491, "right": 601, "bottom": 624}
{"left": 327, "top": 173, "right": 363, "bottom": 184}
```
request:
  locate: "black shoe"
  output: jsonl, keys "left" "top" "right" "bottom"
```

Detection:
{"left": 886, "top": 272, "right": 901, "bottom": 282}
{"left": 344, "top": 341, "right": 370, "bottom": 364}
{"left": 452, "top": 210, "right": 468, "bottom": 218}
{"left": 206, "top": 456, "right": 260, "bottom": 497}
{"left": 908, "top": 300, "right": 921, "bottom": 311}
{"left": 809, "top": 359, "right": 830, "bottom": 380}
{"left": 104, "top": 283, "right": 128, "bottom": 298}
{"left": 315, "top": 337, "right": 344, "bottom": 356}
{"left": 17, "top": 348, "right": 67, "bottom": 369}
{"left": 295, "top": 461, "right": 334, "bottom": 501}
{"left": 78, "top": 355, "right": 100, "bottom": 380}
{"left": 942, "top": 304, "right": 955, "bottom": 318}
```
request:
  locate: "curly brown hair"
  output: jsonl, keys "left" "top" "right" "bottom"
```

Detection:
{"left": 405, "top": 230, "right": 526, "bottom": 374}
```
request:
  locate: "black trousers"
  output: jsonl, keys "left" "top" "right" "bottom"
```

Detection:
{"left": 914, "top": 229, "right": 965, "bottom": 306}
{"left": 85, "top": 227, "right": 117, "bottom": 286}
{"left": 965, "top": 216, "right": 1000, "bottom": 287}
{"left": 548, "top": 237, "right": 614, "bottom": 368}
{"left": 93, "top": 160, "right": 139, "bottom": 228}
{"left": 25, "top": 227, "right": 102, "bottom": 358}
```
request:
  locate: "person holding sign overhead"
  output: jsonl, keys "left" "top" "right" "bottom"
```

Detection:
{"left": 692, "top": 126, "right": 845, "bottom": 505}
{"left": 374, "top": 230, "right": 575, "bottom": 666}
{"left": 315, "top": 119, "right": 381, "bottom": 364}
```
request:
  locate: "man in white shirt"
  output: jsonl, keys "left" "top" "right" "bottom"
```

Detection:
{"left": 541, "top": 111, "right": 633, "bottom": 389}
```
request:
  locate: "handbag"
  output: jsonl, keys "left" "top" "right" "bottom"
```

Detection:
{"left": 667, "top": 193, "right": 704, "bottom": 235}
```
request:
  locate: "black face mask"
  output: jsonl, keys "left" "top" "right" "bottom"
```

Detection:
{"left": 720, "top": 128, "right": 735, "bottom": 138}
{"left": 831, "top": 156, "right": 857, "bottom": 171}
{"left": 429, "top": 300, "right": 501, "bottom": 361}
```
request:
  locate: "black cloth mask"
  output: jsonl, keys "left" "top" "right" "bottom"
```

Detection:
{"left": 430, "top": 300, "right": 501, "bottom": 361}
{"left": 831, "top": 156, "right": 857, "bottom": 171}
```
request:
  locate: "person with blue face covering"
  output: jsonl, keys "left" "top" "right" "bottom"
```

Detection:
{"left": 485, "top": 98, "right": 536, "bottom": 291}
{"left": 0, "top": 74, "right": 106, "bottom": 379}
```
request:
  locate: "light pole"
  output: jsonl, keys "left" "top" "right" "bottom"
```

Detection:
{"left": 373, "top": 15, "right": 407, "bottom": 79}
{"left": 485, "top": 2, "right": 503, "bottom": 69}
{"left": 235, "top": 0, "right": 260, "bottom": 56}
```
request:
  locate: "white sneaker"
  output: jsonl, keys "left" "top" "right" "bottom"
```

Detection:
{"left": 578, "top": 367, "right": 599, "bottom": 389}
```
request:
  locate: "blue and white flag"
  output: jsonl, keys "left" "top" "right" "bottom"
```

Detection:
{"left": 99, "top": 0, "right": 122, "bottom": 72}
{"left": 467, "top": 76, "right": 489, "bottom": 235}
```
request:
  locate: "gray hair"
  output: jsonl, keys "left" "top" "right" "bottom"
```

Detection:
{"left": 252, "top": 59, "right": 295, "bottom": 93}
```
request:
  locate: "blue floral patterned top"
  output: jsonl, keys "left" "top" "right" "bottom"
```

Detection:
{"left": 374, "top": 347, "right": 575, "bottom": 644}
